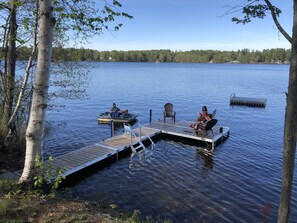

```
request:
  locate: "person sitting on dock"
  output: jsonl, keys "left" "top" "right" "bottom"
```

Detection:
{"left": 109, "top": 103, "right": 128, "bottom": 118}
{"left": 196, "top": 113, "right": 218, "bottom": 136}
{"left": 190, "top": 105, "right": 211, "bottom": 130}
{"left": 196, "top": 106, "right": 211, "bottom": 129}
{"left": 198, "top": 113, "right": 213, "bottom": 129}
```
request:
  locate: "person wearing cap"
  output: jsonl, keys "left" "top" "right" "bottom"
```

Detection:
{"left": 109, "top": 103, "right": 128, "bottom": 118}
{"left": 110, "top": 103, "right": 120, "bottom": 117}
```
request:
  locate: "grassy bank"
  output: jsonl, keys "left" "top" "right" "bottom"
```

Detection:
{"left": 0, "top": 180, "right": 172, "bottom": 223}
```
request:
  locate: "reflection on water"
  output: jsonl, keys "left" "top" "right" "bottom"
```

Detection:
{"left": 49, "top": 62, "right": 296, "bottom": 222}
{"left": 196, "top": 147, "right": 214, "bottom": 169}
{"left": 128, "top": 145, "right": 155, "bottom": 170}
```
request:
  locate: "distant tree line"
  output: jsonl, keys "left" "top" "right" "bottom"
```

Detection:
{"left": 14, "top": 47, "right": 290, "bottom": 64}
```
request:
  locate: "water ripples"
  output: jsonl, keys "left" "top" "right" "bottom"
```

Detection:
{"left": 53, "top": 63, "right": 296, "bottom": 222}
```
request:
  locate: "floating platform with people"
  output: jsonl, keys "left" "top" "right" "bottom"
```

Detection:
{"left": 15, "top": 103, "right": 230, "bottom": 182}
{"left": 15, "top": 118, "right": 230, "bottom": 182}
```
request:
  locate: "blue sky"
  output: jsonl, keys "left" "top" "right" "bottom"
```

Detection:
{"left": 83, "top": 0, "right": 293, "bottom": 51}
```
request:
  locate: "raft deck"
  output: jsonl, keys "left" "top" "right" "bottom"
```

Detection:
{"left": 230, "top": 95, "right": 267, "bottom": 107}
{"left": 15, "top": 120, "right": 230, "bottom": 180}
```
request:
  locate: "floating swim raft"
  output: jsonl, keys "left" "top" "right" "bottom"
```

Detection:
{"left": 230, "top": 93, "right": 267, "bottom": 107}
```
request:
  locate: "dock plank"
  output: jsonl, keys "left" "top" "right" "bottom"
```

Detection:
{"left": 147, "top": 121, "right": 213, "bottom": 139}
{"left": 37, "top": 144, "right": 117, "bottom": 176}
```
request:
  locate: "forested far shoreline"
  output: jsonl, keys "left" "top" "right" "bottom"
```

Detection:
{"left": 14, "top": 47, "right": 290, "bottom": 64}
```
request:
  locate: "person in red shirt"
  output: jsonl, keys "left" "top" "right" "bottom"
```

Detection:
{"left": 190, "top": 105, "right": 211, "bottom": 129}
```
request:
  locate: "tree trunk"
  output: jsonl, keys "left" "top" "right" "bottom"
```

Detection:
{"left": 6, "top": 0, "right": 39, "bottom": 141}
{"left": 277, "top": 1, "right": 297, "bottom": 222}
{"left": 1, "top": 0, "right": 17, "bottom": 140}
{"left": 19, "top": 0, "right": 54, "bottom": 183}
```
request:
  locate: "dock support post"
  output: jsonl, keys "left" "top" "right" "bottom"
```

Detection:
{"left": 149, "top": 109, "right": 152, "bottom": 123}
{"left": 139, "top": 126, "right": 142, "bottom": 141}
{"left": 110, "top": 120, "right": 114, "bottom": 137}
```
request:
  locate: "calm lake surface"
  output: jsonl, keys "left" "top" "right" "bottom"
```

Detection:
{"left": 44, "top": 62, "right": 296, "bottom": 222}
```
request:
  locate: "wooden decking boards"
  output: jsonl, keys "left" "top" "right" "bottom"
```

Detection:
{"left": 15, "top": 120, "right": 230, "bottom": 180}
{"left": 147, "top": 120, "right": 229, "bottom": 143}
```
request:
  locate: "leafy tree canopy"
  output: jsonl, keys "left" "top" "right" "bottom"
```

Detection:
{"left": 231, "top": 0, "right": 281, "bottom": 24}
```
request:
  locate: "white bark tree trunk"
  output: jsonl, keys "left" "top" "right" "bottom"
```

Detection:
{"left": 277, "top": 1, "right": 297, "bottom": 222}
{"left": 19, "top": 0, "right": 54, "bottom": 183}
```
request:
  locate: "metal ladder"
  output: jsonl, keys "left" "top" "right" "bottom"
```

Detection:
{"left": 123, "top": 123, "right": 155, "bottom": 153}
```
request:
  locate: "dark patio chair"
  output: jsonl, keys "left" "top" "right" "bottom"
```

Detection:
{"left": 196, "top": 119, "right": 218, "bottom": 136}
{"left": 163, "top": 103, "right": 176, "bottom": 123}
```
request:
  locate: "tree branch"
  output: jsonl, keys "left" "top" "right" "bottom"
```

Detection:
{"left": 264, "top": 0, "right": 292, "bottom": 43}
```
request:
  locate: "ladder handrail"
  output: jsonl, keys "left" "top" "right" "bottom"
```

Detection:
{"left": 137, "top": 122, "right": 155, "bottom": 146}
{"left": 123, "top": 124, "right": 146, "bottom": 152}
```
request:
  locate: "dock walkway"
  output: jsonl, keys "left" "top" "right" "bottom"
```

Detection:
{"left": 15, "top": 120, "right": 230, "bottom": 180}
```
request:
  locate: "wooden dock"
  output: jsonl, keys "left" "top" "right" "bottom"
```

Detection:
{"left": 146, "top": 120, "right": 229, "bottom": 147}
{"left": 15, "top": 120, "right": 230, "bottom": 180}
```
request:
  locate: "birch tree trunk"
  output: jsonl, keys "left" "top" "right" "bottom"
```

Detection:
{"left": 19, "top": 0, "right": 55, "bottom": 183}
{"left": 277, "top": 1, "right": 297, "bottom": 222}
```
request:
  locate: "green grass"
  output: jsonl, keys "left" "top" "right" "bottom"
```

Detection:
{"left": 0, "top": 179, "right": 173, "bottom": 223}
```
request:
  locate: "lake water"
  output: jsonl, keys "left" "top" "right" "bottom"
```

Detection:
{"left": 44, "top": 62, "right": 296, "bottom": 222}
